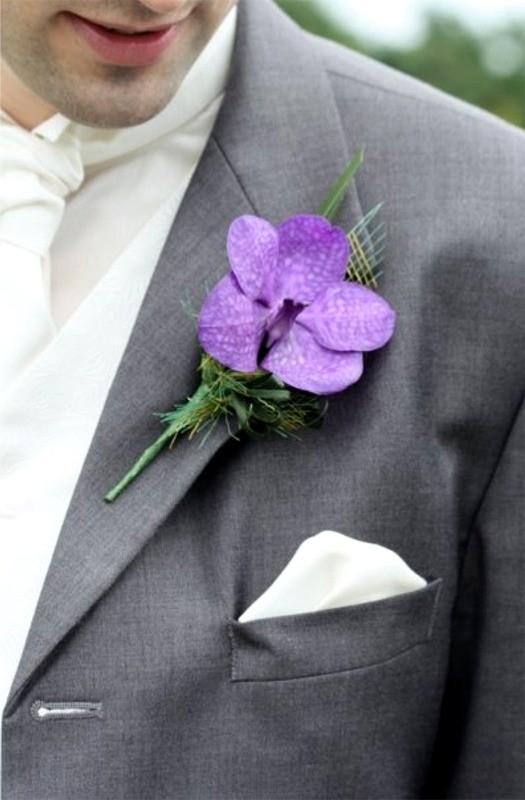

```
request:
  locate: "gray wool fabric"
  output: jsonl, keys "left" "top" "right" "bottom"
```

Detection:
{"left": 2, "top": 1, "right": 524, "bottom": 798}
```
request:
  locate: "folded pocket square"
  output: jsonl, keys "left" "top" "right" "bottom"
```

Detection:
{"left": 238, "top": 531, "right": 426, "bottom": 622}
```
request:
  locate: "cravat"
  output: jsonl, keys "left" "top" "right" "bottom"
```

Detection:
{"left": 0, "top": 117, "right": 84, "bottom": 390}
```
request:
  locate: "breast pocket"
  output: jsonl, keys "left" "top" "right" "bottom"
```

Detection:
{"left": 228, "top": 577, "right": 442, "bottom": 681}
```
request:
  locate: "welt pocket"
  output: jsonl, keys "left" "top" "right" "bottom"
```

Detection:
{"left": 228, "top": 577, "right": 442, "bottom": 682}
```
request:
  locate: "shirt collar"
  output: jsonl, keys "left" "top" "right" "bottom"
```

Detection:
{"left": 20, "top": 5, "right": 237, "bottom": 166}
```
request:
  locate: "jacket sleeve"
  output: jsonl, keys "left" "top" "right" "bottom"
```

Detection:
{"left": 425, "top": 398, "right": 524, "bottom": 800}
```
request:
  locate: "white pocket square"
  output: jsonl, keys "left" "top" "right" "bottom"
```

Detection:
{"left": 238, "top": 531, "right": 426, "bottom": 623}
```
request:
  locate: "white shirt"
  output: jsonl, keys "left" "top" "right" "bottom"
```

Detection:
{"left": 0, "top": 5, "right": 237, "bottom": 732}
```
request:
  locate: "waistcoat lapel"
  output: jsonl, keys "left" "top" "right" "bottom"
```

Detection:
{"left": 7, "top": 0, "right": 365, "bottom": 709}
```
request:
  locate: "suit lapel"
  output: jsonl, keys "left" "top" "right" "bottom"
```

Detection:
{"left": 7, "top": 0, "right": 365, "bottom": 708}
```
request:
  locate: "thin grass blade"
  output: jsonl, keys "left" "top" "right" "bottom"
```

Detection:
{"left": 317, "top": 149, "right": 364, "bottom": 221}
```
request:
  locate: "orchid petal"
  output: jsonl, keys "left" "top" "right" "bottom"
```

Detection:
{"left": 198, "top": 274, "right": 264, "bottom": 372}
{"left": 273, "top": 215, "right": 350, "bottom": 304}
{"left": 297, "top": 283, "right": 396, "bottom": 352}
{"left": 262, "top": 324, "right": 363, "bottom": 395}
{"left": 227, "top": 215, "right": 279, "bottom": 302}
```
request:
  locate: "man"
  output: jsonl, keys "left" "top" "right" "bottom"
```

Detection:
{"left": 1, "top": 0, "right": 523, "bottom": 798}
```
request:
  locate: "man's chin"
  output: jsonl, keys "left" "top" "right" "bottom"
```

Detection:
{"left": 38, "top": 67, "right": 182, "bottom": 127}
{"left": 66, "top": 106, "right": 169, "bottom": 129}
{"left": 55, "top": 90, "right": 177, "bottom": 128}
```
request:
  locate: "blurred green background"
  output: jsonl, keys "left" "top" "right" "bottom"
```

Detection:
{"left": 276, "top": 0, "right": 524, "bottom": 127}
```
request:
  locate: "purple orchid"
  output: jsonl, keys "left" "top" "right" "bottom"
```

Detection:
{"left": 198, "top": 214, "right": 396, "bottom": 395}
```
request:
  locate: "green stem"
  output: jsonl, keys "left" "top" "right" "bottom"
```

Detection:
{"left": 104, "top": 425, "right": 178, "bottom": 503}
{"left": 104, "top": 382, "right": 211, "bottom": 503}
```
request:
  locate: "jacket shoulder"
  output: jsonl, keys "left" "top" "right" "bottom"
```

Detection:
{"left": 308, "top": 32, "right": 525, "bottom": 152}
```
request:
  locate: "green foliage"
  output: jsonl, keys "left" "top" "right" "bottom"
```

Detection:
{"left": 276, "top": 1, "right": 524, "bottom": 128}
{"left": 104, "top": 357, "right": 327, "bottom": 502}
{"left": 316, "top": 149, "right": 364, "bottom": 221}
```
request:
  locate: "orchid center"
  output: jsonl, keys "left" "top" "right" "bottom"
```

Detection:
{"left": 266, "top": 298, "right": 306, "bottom": 347}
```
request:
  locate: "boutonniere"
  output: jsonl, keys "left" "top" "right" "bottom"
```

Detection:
{"left": 105, "top": 151, "right": 395, "bottom": 502}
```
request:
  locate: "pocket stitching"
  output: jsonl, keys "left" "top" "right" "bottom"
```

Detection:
{"left": 228, "top": 617, "right": 240, "bottom": 682}
{"left": 229, "top": 577, "right": 442, "bottom": 683}
{"left": 230, "top": 636, "right": 433, "bottom": 684}
{"left": 426, "top": 578, "right": 442, "bottom": 639}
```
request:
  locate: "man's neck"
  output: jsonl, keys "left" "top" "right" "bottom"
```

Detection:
{"left": 1, "top": 59, "right": 56, "bottom": 130}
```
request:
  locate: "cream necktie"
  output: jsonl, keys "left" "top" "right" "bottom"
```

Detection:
{"left": 0, "top": 118, "right": 84, "bottom": 391}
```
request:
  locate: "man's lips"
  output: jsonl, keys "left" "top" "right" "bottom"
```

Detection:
{"left": 65, "top": 12, "right": 183, "bottom": 67}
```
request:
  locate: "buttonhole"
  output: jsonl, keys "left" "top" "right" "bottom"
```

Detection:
{"left": 31, "top": 700, "right": 103, "bottom": 721}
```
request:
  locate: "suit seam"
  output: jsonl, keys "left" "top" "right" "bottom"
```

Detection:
{"left": 450, "top": 390, "right": 524, "bottom": 601}
{"left": 227, "top": 621, "right": 239, "bottom": 681}
{"left": 210, "top": 135, "right": 260, "bottom": 216}
{"left": 466, "top": 391, "right": 524, "bottom": 540}
{"left": 426, "top": 580, "right": 443, "bottom": 641}
{"left": 307, "top": 52, "right": 369, "bottom": 229}
{"left": 325, "top": 68, "right": 514, "bottom": 131}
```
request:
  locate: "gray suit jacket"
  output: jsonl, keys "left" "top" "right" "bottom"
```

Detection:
{"left": 3, "top": 2, "right": 524, "bottom": 798}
